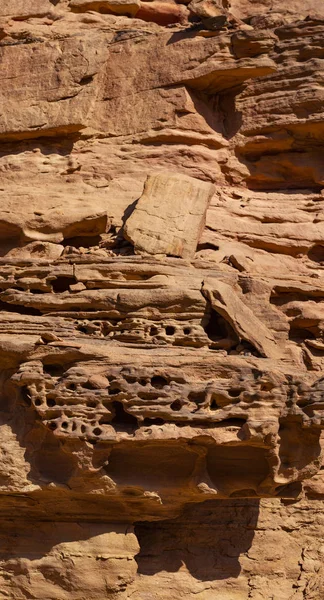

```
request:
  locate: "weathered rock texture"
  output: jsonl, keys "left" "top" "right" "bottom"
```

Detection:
{"left": 0, "top": 0, "right": 324, "bottom": 597}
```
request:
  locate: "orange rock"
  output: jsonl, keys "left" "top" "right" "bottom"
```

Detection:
{"left": 0, "top": 1, "right": 324, "bottom": 597}
{"left": 136, "top": 0, "right": 189, "bottom": 24}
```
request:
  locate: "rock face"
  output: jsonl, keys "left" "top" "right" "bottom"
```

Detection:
{"left": 0, "top": 0, "right": 324, "bottom": 598}
{"left": 124, "top": 172, "right": 214, "bottom": 257}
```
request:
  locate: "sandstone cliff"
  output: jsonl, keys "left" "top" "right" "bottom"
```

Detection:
{"left": 0, "top": 0, "right": 324, "bottom": 598}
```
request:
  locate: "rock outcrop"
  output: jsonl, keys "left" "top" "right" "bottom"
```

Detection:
{"left": 0, "top": 0, "right": 324, "bottom": 598}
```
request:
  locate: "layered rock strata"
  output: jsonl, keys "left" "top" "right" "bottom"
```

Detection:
{"left": 0, "top": 0, "right": 324, "bottom": 597}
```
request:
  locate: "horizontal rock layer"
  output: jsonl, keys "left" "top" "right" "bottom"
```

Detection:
{"left": 0, "top": 0, "right": 323, "bottom": 598}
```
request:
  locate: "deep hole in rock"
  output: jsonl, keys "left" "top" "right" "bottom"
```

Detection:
{"left": 29, "top": 289, "right": 46, "bottom": 294}
{"left": 151, "top": 376, "right": 168, "bottom": 389}
{"left": 143, "top": 417, "right": 165, "bottom": 426}
{"left": 197, "top": 242, "right": 219, "bottom": 251}
{"left": 241, "top": 341, "right": 259, "bottom": 356}
{"left": 165, "top": 326, "right": 175, "bottom": 335}
{"left": 308, "top": 244, "right": 324, "bottom": 263}
{"left": 111, "top": 401, "right": 138, "bottom": 426}
{"left": 52, "top": 276, "right": 78, "bottom": 293}
{"left": 93, "top": 427, "right": 102, "bottom": 436}
{"left": 88, "top": 400, "right": 97, "bottom": 408}
{"left": 43, "top": 364, "right": 65, "bottom": 377}
{"left": 0, "top": 300, "right": 42, "bottom": 316}
{"left": 0, "top": 235, "right": 21, "bottom": 257}
{"left": 109, "top": 386, "right": 121, "bottom": 395}
{"left": 79, "top": 75, "right": 94, "bottom": 85}
{"left": 289, "top": 326, "right": 316, "bottom": 342}
{"left": 188, "top": 391, "right": 206, "bottom": 405}
{"left": 208, "top": 392, "right": 236, "bottom": 409}
{"left": 228, "top": 388, "right": 243, "bottom": 398}
{"left": 204, "top": 309, "right": 234, "bottom": 342}
{"left": 138, "top": 392, "right": 161, "bottom": 400}
{"left": 78, "top": 326, "right": 88, "bottom": 334}
{"left": 67, "top": 382, "right": 77, "bottom": 391}
{"left": 21, "top": 387, "right": 32, "bottom": 407}
{"left": 183, "top": 327, "right": 191, "bottom": 335}
{"left": 62, "top": 235, "right": 102, "bottom": 249}
{"left": 170, "top": 399, "right": 182, "bottom": 411}
{"left": 217, "top": 418, "right": 246, "bottom": 427}
{"left": 252, "top": 369, "right": 263, "bottom": 380}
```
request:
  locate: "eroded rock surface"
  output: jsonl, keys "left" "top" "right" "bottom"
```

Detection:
{"left": 0, "top": 0, "right": 324, "bottom": 597}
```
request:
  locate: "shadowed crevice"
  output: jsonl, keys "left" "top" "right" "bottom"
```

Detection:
{"left": 134, "top": 498, "right": 260, "bottom": 581}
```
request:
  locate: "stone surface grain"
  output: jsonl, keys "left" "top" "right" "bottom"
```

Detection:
{"left": 0, "top": 0, "right": 324, "bottom": 597}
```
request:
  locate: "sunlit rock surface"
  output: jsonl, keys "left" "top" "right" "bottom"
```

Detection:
{"left": 0, "top": 0, "right": 324, "bottom": 597}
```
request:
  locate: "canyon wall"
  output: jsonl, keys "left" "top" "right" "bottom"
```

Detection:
{"left": 0, "top": 0, "right": 323, "bottom": 598}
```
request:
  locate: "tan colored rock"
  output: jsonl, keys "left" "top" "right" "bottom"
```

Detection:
{"left": 70, "top": 0, "right": 140, "bottom": 16}
{"left": 0, "top": 0, "right": 54, "bottom": 18}
{"left": 124, "top": 172, "right": 214, "bottom": 258}
{"left": 6, "top": 241, "right": 64, "bottom": 260}
{"left": 0, "top": 522, "right": 139, "bottom": 599}
{"left": 0, "top": 2, "right": 324, "bottom": 598}
{"left": 231, "top": 29, "right": 276, "bottom": 58}
{"left": 137, "top": 1, "right": 189, "bottom": 25}
{"left": 0, "top": 183, "right": 111, "bottom": 248}
{"left": 0, "top": 497, "right": 323, "bottom": 599}
{"left": 0, "top": 34, "right": 108, "bottom": 140}
{"left": 188, "top": 0, "right": 225, "bottom": 20}
{"left": 229, "top": 0, "right": 324, "bottom": 19}
{"left": 132, "top": 498, "right": 323, "bottom": 600}
{"left": 202, "top": 279, "right": 280, "bottom": 358}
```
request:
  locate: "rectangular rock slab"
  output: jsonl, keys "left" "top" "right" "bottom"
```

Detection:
{"left": 124, "top": 172, "right": 214, "bottom": 259}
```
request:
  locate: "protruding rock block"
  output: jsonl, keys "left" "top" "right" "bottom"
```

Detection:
{"left": 136, "top": 1, "right": 189, "bottom": 25}
{"left": 188, "top": 0, "right": 226, "bottom": 20}
{"left": 10, "top": 352, "right": 324, "bottom": 506}
{"left": 202, "top": 280, "right": 280, "bottom": 358}
{"left": 124, "top": 173, "right": 214, "bottom": 258}
{"left": 69, "top": 0, "right": 140, "bottom": 16}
